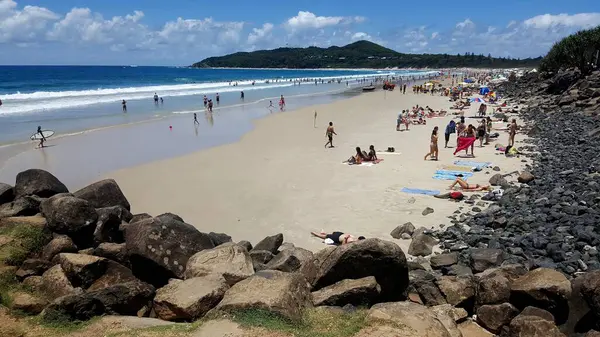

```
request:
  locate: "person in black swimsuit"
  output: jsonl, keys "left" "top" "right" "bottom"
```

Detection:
{"left": 311, "top": 231, "right": 366, "bottom": 245}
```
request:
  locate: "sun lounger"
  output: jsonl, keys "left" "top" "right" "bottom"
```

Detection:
{"left": 401, "top": 188, "right": 440, "bottom": 196}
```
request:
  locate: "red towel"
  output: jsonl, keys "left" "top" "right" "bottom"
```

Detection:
{"left": 454, "top": 137, "right": 476, "bottom": 155}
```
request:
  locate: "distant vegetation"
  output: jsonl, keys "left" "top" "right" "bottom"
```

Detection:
{"left": 539, "top": 25, "right": 600, "bottom": 75}
{"left": 192, "top": 41, "right": 542, "bottom": 69}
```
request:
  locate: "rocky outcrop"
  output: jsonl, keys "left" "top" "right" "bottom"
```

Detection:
{"left": 251, "top": 233, "right": 283, "bottom": 254}
{"left": 14, "top": 169, "right": 68, "bottom": 198}
{"left": 0, "top": 183, "right": 14, "bottom": 205}
{"left": 41, "top": 235, "right": 77, "bottom": 260}
{"left": 313, "top": 238, "right": 409, "bottom": 301}
{"left": 366, "top": 301, "right": 452, "bottom": 337}
{"left": 56, "top": 253, "right": 108, "bottom": 288}
{"left": 124, "top": 216, "right": 214, "bottom": 286}
{"left": 213, "top": 270, "right": 312, "bottom": 321}
{"left": 73, "top": 179, "right": 130, "bottom": 210}
{"left": 311, "top": 276, "right": 381, "bottom": 307}
{"left": 409, "top": 234, "right": 437, "bottom": 256}
{"left": 476, "top": 303, "right": 519, "bottom": 334}
{"left": 264, "top": 247, "right": 318, "bottom": 284}
{"left": 41, "top": 195, "right": 98, "bottom": 247}
{"left": 40, "top": 265, "right": 82, "bottom": 300}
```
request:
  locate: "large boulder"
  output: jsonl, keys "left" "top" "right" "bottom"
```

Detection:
{"left": 476, "top": 273, "right": 511, "bottom": 305}
{"left": 73, "top": 179, "right": 130, "bottom": 210}
{"left": 412, "top": 274, "right": 448, "bottom": 306}
{"left": 510, "top": 268, "right": 571, "bottom": 324}
{"left": 366, "top": 301, "right": 452, "bottom": 337}
{"left": 42, "top": 280, "right": 155, "bottom": 321}
{"left": 15, "top": 259, "right": 52, "bottom": 280}
{"left": 213, "top": 270, "right": 312, "bottom": 322}
{"left": 390, "top": 222, "right": 416, "bottom": 239}
{"left": 41, "top": 195, "right": 98, "bottom": 247}
{"left": 124, "top": 216, "right": 214, "bottom": 287}
{"left": 457, "top": 320, "right": 494, "bottom": 337}
{"left": 87, "top": 260, "right": 138, "bottom": 291}
{"left": 207, "top": 232, "right": 232, "bottom": 247}
{"left": 265, "top": 247, "right": 318, "bottom": 284}
{"left": 470, "top": 249, "right": 504, "bottom": 273}
{"left": 93, "top": 206, "right": 132, "bottom": 244}
{"left": 408, "top": 234, "right": 437, "bottom": 256}
{"left": 0, "top": 196, "right": 42, "bottom": 217}
{"left": 41, "top": 235, "right": 78, "bottom": 260}
{"left": 252, "top": 233, "right": 283, "bottom": 254}
{"left": 430, "top": 304, "right": 466, "bottom": 337}
{"left": 0, "top": 183, "right": 14, "bottom": 205}
{"left": 56, "top": 253, "right": 108, "bottom": 288}
{"left": 184, "top": 243, "right": 254, "bottom": 286}
{"left": 311, "top": 276, "right": 381, "bottom": 307}
{"left": 508, "top": 314, "right": 566, "bottom": 337}
{"left": 14, "top": 169, "right": 68, "bottom": 198}
{"left": 10, "top": 291, "right": 49, "bottom": 315}
{"left": 154, "top": 275, "right": 229, "bottom": 321}
{"left": 476, "top": 303, "right": 519, "bottom": 334}
{"left": 580, "top": 270, "right": 600, "bottom": 321}
{"left": 313, "top": 238, "right": 409, "bottom": 301}
{"left": 431, "top": 253, "right": 459, "bottom": 269}
{"left": 436, "top": 276, "right": 476, "bottom": 309}
{"left": 517, "top": 171, "right": 535, "bottom": 184}
{"left": 40, "top": 265, "right": 82, "bottom": 300}
{"left": 94, "top": 242, "right": 129, "bottom": 266}
{"left": 249, "top": 250, "right": 274, "bottom": 270}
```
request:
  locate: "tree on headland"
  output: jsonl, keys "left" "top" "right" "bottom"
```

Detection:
{"left": 539, "top": 25, "right": 600, "bottom": 75}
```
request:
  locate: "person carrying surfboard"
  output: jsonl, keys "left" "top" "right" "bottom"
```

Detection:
{"left": 36, "top": 126, "right": 46, "bottom": 148}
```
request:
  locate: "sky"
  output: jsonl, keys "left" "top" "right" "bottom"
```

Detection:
{"left": 1, "top": 0, "right": 600, "bottom": 66}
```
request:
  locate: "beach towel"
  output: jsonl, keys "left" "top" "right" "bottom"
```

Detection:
{"left": 454, "top": 137, "right": 477, "bottom": 155}
{"left": 442, "top": 165, "right": 472, "bottom": 172}
{"left": 435, "top": 170, "right": 474, "bottom": 178}
{"left": 453, "top": 160, "right": 492, "bottom": 169}
{"left": 376, "top": 152, "right": 401, "bottom": 155}
{"left": 401, "top": 188, "right": 440, "bottom": 196}
{"left": 433, "top": 173, "right": 469, "bottom": 181}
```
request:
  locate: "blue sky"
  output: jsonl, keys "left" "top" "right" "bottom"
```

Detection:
{"left": 1, "top": 0, "right": 599, "bottom": 65}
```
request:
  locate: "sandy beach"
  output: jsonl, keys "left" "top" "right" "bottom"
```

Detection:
{"left": 107, "top": 82, "right": 524, "bottom": 254}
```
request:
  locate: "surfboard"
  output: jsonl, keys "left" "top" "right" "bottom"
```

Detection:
{"left": 30, "top": 130, "right": 55, "bottom": 140}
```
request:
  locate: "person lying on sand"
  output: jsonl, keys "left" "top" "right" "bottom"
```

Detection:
{"left": 311, "top": 231, "right": 366, "bottom": 245}
{"left": 448, "top": 178, "right": 491, "bottom": 192}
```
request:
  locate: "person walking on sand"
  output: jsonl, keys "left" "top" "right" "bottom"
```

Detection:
{"left": 122, "top": 99, "right": 127, "bottom": 113}
{"left": 325, "top": 122, "right": 337, "bottom": 148}
{"left": 193, "top": 113, "right": 199, "bottom": 125}
{"left": 444, "top": 120, "right": 456, "bottom": 148}
{"left": 509, "top": 119, "right": 518, "bottom": 147}
{"left": 424, "top": 126, "right": 439, "bottom": 161}
{"left": 314, "top": 110, "right": 318, "bottom": 128}
{"left": 403, "top": 83, "right": 407, "bottom": 94}
{"left": 216, "top": 93, "right": 220, "bottom": 104}
{"left": 36, "top": 125, "right": 46, "bottom": 148}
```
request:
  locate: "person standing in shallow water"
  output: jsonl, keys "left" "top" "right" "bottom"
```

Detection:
{"left": 193, "top": 113, "right": 199, "bottom": 125}
{"left": 122, "top": 99, "right": 127, "bottom": 113}
{"left": 325, "top": 122, "right": 337, "bottom": 148}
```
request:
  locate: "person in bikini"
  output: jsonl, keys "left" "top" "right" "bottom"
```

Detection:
{"left": 509, "top": 119, "right": 518, "bottom": 146}
{"left": 424, "top": 126, "right": 439, "bottom": 160}
{"left": 311, "top": 231, "right": 366, "bottom": 245}
{"left": 448, "top": 178, "right": 491, "bottom": 191}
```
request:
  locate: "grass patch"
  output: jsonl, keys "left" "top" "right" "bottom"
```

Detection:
{"left": 230, "top": 307, "right": 368, "bottom": 337}
{"left": 106, "top": 321, "right": 202, "bottom": 337}
{"left": 33, "top": 314, "right": 99, "bottom": 334}
{"left": 0, "top": 266, "right": 18, "bottom": 307}
{"left": 0, "top": 224, "right": 48, "bottom": 266}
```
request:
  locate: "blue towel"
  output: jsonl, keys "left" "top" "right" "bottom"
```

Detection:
{"left": 453, "top": 160, "right": 491, "bottom": 169}
{"left": 435, "top": 170, "right": 474, "bottom": 178}
{"left": 433, "top": 174, "right": 469, "bottom": 181}
{"left": 401, "top": 187, "right": 440, "bottom": 196}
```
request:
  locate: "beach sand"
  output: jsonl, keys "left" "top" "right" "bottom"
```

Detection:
{"left": 107, "top": 83, "right": 524, "bottom": 254}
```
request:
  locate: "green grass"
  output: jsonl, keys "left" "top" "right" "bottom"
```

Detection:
{"left": 229, "top": 307, "right": 368, "bottom": 337}
{"left": 0, "top": 224, "right": 48, "bottom": 266}
{"left": 106, "top": 321, "right": 202, "bottom": 337}
{"left": 34, "top": 314, "right": 99, "bottom": 334}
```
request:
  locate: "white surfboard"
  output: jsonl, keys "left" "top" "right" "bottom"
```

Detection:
{"left": 30, "top": 130, "right": 55, "bottom": 140}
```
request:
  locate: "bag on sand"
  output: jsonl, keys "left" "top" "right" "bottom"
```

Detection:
{"left": 450, "top": 191, "right": 464, "bottom": 200}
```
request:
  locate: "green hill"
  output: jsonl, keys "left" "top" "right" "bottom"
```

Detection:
{"left": 192, "top": 40, "right": 541, "bottom": 69}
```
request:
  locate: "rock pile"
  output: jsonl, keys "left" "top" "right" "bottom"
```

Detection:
{"left": 2, "top": 70, "right": 600, "bottom": 336}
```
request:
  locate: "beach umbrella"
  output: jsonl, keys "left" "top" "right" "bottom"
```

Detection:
{"left": 470, "top": 97, "right": 485, "bottom": 103}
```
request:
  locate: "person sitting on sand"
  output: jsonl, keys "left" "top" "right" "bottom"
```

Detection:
{"left": 448, "top": 178, "right": 491, "bottom": 191}
{"left": 311, "top": 231, "right": 366, "bottom": 245}
{"left": 344, "top": 147, "right": 367, "bottom": 165}
{"left": 367, "top": 145, "right": 377, "bottom": 161}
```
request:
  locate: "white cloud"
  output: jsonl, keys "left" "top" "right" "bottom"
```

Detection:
{"left": 351, "top": 32, "right": 371, "bottom": 40}
{"left": 455, "top": 18, "right": 475, "bottom": 30}
{"left": 285, "top": 11, "right": 364, "bottom": 31}
{"left": 524, "top": 13, "right": 600, "bottom": 29}
{"left": 248, "top": 22, "right": 274, "bottom": 45}
{"left": 0, "top": 0, "right": 59, "bottom": 43}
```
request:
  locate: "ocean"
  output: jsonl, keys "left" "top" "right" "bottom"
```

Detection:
{"left": 0, "top": 66, "right": 437, "bottom": 145}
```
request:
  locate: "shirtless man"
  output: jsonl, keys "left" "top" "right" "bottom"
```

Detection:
{"left": 325, "top": 122, "right": 337, "bottom": 148}
{"left": 311, "top": 231, "right": 365, "bottom": 245}
{"left": 448, "top": 178, "right": 491, "bottom": 192}
{"left": 509, "top": 119, "right": 518, "bottom": 147}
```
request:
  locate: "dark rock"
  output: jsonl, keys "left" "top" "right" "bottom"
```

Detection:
{"left": 40, "top": 265, "right": 82, "bottom": 300}
{"left": 0, "top": 183, "right": 14, "bottom": 205}
{"left": 470, "top": 249, "right": 504, "bottom": 273}
{"left": 311, "top": 276, "right": 381, "bottom": 307}
{"left": 42, "top": 195, "right": 98, "bottom": 247}
{"left": 185, "top": 243, "right": 254, "bottom": 286}
{"left": 207, "top": 232, "right": 232, "bottom": 247}
{"left": 42, "top": 280, "right": 155, "bottom": 321}
{"left": 130, "top": 213, "right": 152, "bottom": 223}
{"left": 56, "top": 253, "right": 108, "bottom": 288}
{"left": 156, "top": 212, "right": 184, "bottom": 223}
{"left": 41, "top": 235, "right": 78, "bottom": 260}
{"left": 124, "top": 216, "right": 214, "bottom": 287}
{"left": 518, "top": 171, "right": 535, "bottom": 184}
{"left": 0, "top": 196, "right": 41, "bottom": 217}
{"left": 493, "top": 166, "right": 501, "bottom": 171}
{"left": 73, "top": 179, "right": 130, "bottom": 210}
{"left": 94, "top": 242, "right": 129, "bottom": 266}
{"left": 508, "top": 314, "right": 566, "bottom": 337}
{"left": 443, "top": 264, "right": 473, "bottom": 276}
{"left": 252, "top": 233, "right": 283, "bottom": 254}
{"left": 249, "top": 249, "right": 275, "bottom": 271}
{"left": 422, "top": 207, "right": 435, "bottom": 216}
{"left": 476, "top": 303, "right": 519, "bottom": 334}
{"left": 390, "top": 222, "right": 415, "bottom": 239}
{"left": 489, "top": 174, "right": 508, "bottom": 186}
{"left": 408, "top": 234, "right": 437, "bottom": 256}
{"left": 510, "top": 268, "right": 571, "bottom": 324}
{"left": 520, "top": 306, "right": 555, "bottom": 322}
{"left": 14, "top": 169, "right": 68, "bottom": 198}
{"left": 265, "top": 247, "right": 318, "bottom": 284}
{"left": 436, "top": 276, "right": 476, "bottom": 309}
{"left": 15, "top": 259, "right": 52, "bottom": 280}
{"left": 87, "top": 260, "right": 138, "bottom": 291}
{"left": 313, "top": 238, "right": 409, "bottom": 301}
{"left": 94, "top": 206, "right": 132, "bottom": 244}
{"left": 476, "top": 273, "right": 510, "bottom": 305}
{"left": 237, "top": 240, "right": 253, "bottom": 251}
{"left": 430, "top": 253, "right": 458, "bottom": 269}
{"left": 580, "top": 270, "right": 600, "bottom": 322}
